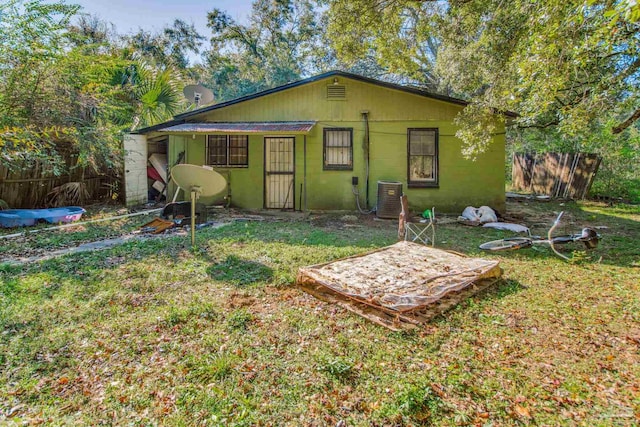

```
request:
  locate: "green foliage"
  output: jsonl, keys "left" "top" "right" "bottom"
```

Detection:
{"left": 0, "top": 1, "right": 189, "bottom": 183}
{"left": 0, "top": 126, "right": 72, "bottom": 173}
{"left": 226, "top": 309, "right": 254, "bottom": 330}
{"left": 328, "top": 0, "right": 640, "bottom": 165}
{"left": 316, "top": 355, "right": 355, "bottom": 380}
{"left": 454, "top": 102, "right": 504, "bottom": 160}
{"left": 437, "top": 0, "right": 640, "bottom": 150}
{"left": 394, "top": 383, "right": 444, "bottom": 421}
{"left": 202, "top": 0, "right": 323, "bottom": 101}
{"left": 326, "top": 0, "right": 444, "bottom": 89}
{"left": 124, "top": 63, "right": 183, "bottom": 130}
{"left": 165, "top": 306, "right": 190, "bottom": 327}
{"left": 208, "top": 255, "right": 273, "bottom": 286}
{"left": 124, "top": 19, "right": 204, "bottom": 70}
{"left": 184, "top": 353, "right": 237, "bottom": 382}
{"left": 0, "top": 0, "right": 79, "bottom": 127}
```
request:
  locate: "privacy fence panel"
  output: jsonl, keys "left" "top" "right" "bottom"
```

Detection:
{"left": 0, "top": 161, "right": 118, "bottom": 208}
{"left": 511, "top": 153, "right": 601, "bottom": 199}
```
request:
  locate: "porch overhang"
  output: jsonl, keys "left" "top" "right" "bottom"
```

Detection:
{"left": 156, "top": 121, "right": 316, "bottom": 134}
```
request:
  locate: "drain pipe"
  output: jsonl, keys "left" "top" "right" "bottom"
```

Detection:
{"left": 224, "top": 171, "right": 232, "bottom": 208}
{"left": 352, "top": 111, "right": 374, "bottom": 214}
{"left": 303, "top": 134, "right": 307, "bottom": 211}
{"left": 362, "top": 110, "right": 370, "bottom": 209}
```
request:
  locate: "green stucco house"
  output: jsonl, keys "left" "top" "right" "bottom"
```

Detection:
{"left": 125, "top": 70, "right": 507, "bottom": 213}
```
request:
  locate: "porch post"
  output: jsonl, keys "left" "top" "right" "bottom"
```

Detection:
{"left": 303, "top": 134, "right": 307, "bottom": 212}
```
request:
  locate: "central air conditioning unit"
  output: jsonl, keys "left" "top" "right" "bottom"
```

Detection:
{"left": 376, "top": 181, "right": 403, "bottom": 219}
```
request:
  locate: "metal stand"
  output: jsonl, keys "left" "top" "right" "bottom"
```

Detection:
{"left": 189, "top": 186, "right": 201, "bottom": 247}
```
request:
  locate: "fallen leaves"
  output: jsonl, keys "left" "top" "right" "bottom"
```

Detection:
{"left": 513, "top": 404, "right": 532, "bottom": 419}
{"left": 1, "top": 202, "right": 639, "bottom": 425}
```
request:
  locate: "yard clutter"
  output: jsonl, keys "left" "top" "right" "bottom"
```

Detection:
{"left": 0, "top": 207, "right": 86, "bottom": 228}
{"left": 482, "top": 222, "right": 530, "bottom": 234}
{"left": 138, "top": 201, "right": 208, "bottom": 234}
{"left": 139, "top": 217, "right": 175, "bottom": 234}
{"left": 297, "top": 241, "right": 501, "bottom": 331}
{"left": 147, "top": 153, "right": 168, "bottom": 201}
{"left": 398, "top": 194, "right": 435, "bottom": 246}
{"left": 458, "top": 205, "right": 534, "bottom": 234}
{"left": 458, "top": 206, "right": 498, "bottom": 225}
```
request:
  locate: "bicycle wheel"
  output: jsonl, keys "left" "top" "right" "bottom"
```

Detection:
{"left": 479, "top": 238, "right": 533, "bottom": 251}
{"left": 550, "top": 235, "right": 576, "bottom": 245}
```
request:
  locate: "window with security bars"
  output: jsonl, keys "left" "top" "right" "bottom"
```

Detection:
{"left": 323, "top": 128, "right": 353, "bottom": 170}
{"left": 207, "top": 135, "right": 248, "bottom": 167}
{"left": 408, "top": 128, "right": 438, "bottom": 186}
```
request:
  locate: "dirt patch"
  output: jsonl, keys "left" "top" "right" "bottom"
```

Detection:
{"left": 228, "top": 292, "right": 257, "bottom": 309}
{"left": 503, "top": 201, "right": 576, "bottom": 227}
{"left": 307, "top": 212, "right": 392, "bottom": 230}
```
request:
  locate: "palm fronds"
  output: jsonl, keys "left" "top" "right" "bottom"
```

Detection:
{"left": 46, "top": 182, "right": 90, "bottom": 207}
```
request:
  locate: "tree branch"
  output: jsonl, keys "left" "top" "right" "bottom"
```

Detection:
{"left": 517, "top": 120, "right": 560, "bottom": 130}
{"left": 612, "top": 107, "right": 640, "bottom": 134}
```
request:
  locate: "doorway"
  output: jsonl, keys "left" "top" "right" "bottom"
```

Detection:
{"left": 264, "top": 137, "right": 295, "bottom": 209}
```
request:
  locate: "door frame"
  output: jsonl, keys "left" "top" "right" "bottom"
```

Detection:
{"left": 263, "top": 136, "right": 296, "bottom": 210}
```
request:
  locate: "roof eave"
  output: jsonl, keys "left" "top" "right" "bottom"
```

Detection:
{"left": 133, "top": 118, "right": 185, "bottom": 135}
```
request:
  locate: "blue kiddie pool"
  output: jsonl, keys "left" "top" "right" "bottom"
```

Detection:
{"left": 0, "top": 207, "right": 86, "bottom": 228}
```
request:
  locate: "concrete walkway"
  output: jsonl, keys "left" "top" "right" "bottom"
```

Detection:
{"left": 1, "top": 223, "right": 228, "bottom": 266}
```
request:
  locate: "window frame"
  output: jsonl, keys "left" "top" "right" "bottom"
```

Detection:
{"left": 206, "top": 135, "right": 249, "bottom": 168}
{"left": 323, "top": 127, "right": 353, "bottom": 171}
{"left": 407, "top": 128, "right": 439, "bottom": 188}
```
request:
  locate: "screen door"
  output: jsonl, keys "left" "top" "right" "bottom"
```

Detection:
{"left": 264, "top": 137, "right": 295, "bottom": 209}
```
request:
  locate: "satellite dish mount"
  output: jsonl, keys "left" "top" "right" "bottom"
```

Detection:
{"left": 183, "top": 84, "right": 214, "bottom": 109}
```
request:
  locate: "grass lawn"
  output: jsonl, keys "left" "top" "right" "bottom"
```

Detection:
{"left": 1, "top": 201, "right": 639, "bottom": 426}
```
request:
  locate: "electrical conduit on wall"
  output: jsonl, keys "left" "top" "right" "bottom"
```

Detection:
{"left": 353, "top": 111, "right": 374, "bottom": 214}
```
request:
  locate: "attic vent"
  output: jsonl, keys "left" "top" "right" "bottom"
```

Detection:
{"left": 327, "top": 84, "right": 346, "bottom": 99}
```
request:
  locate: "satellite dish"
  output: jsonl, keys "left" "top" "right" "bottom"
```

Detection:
{"left": 171, "top": 164, "right": 227, "bottom": 246}
{"left": 171, "top": 164, "right": 226, "bottom": 197}
{"left": 183, "top": 84, "right": 214, "bottom": 108}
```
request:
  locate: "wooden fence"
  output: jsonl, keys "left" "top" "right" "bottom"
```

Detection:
{"left": 511, "top": 153, "right": 601, "bottom": 199}
{"left": 0, "top": 162, "right": 120, "bottom": 208}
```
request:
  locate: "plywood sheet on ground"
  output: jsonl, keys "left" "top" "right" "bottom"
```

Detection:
{"left": 297, "top": 241, "right": 502, "bottom": 330}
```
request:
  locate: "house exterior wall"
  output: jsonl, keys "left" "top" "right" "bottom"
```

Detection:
{"left": 169, "top": 134, "right": 267, "bottom": 208}
{"left": 165, "top": 76, "right": 505, "bottom": 213}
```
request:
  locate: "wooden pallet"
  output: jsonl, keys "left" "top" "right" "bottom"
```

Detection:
{"left": 296, "top": 241, "right": 502, "bottom": 331}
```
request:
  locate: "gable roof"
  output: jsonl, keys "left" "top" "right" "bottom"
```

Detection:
{"left": 135, "top": 70, "right": 513, "bottom": 134}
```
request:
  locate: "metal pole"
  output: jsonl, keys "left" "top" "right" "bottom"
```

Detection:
{"left": 190, "top": 188, "right": 196, "bottom": 247}
{"left": 303, "top": 134, "right": 307, "bottom": 212}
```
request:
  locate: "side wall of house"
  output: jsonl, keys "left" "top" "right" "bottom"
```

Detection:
{"left": 166, "top": 76, "right": 506, "bottom": 213}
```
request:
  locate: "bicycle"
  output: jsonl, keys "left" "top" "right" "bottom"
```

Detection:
{"left": 479, "top": 212, "right": 601, "bottom": 260}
